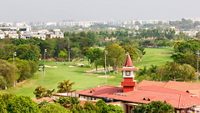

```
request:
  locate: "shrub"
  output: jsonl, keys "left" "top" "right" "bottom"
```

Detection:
{"left": 33, "top": 86, "right": 54, "bottom": 99}
{"left": 40, "top": 103, "right": 71, "bottom": 113}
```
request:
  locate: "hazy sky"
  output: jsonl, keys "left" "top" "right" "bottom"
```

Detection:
{"left": 0, "top": 0, "right": 200, "bottom": 22}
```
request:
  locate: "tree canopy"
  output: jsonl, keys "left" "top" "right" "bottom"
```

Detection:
{"left": 133, "top": 101, "right": 174, "bottom": 113}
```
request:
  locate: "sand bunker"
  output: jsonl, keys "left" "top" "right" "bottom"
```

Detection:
{"left": 45, "top": 65, "right": 57, "bottom": 68}
{"left": 97, "top": 75, "right": 115, "bottom": 78}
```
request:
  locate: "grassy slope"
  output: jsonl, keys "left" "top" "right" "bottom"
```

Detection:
{"left": 4, "top": 48, "right": 173, "bottom": 97}
{"left": 135, "top": 47, "right": 173, "bottom": 68}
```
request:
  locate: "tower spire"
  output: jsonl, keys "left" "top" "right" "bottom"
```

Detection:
{"left": 121, "top": 53, "right": 136, "bottom": 92}
{"left": 124, "top": 53, "right": 133, "bottom": 67}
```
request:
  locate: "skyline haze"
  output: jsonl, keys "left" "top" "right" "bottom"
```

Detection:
{"left": 0, "top": 0, "right": 200, "bottom": 22}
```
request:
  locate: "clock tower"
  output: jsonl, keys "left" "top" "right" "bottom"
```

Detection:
{"left": 121, "top": 54, "right": 137, "bottom": 92}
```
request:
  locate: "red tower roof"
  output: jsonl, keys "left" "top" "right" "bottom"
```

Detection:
{"left": 124, "top": 54, "right": 133, "bottom": 67}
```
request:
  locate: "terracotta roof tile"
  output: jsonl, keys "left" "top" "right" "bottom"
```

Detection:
{"left": 77, "top": 81, "right": 200, "bottom": 109}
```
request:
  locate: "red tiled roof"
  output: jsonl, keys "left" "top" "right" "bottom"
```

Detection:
{"left": 138, "top": 80, "right": 200, "bottom": 97}
{"left": 78, "top": 85, "right": 123, "bottom": 98}
{"left": 164, "top": 81, "right": 200, "bottom": 92}
{"left": 136, "top": 80, "right": 166, "bottom": 88}
{"left": 77, "top": 81, "right": 200, "bottom": 109}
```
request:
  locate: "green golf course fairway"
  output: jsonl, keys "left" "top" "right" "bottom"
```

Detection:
{"left": 4, "top": 48, "right": 173, "bottom": 98}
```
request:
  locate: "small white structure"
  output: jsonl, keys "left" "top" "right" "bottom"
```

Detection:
{"left": 50, "top": 29, "right": 64, "bottom": 38}
{"left": 0, "top": 30, "right": 5, "bottom": 39}
{"left": 8, "top": 31, "right": 19, "bottom": 38}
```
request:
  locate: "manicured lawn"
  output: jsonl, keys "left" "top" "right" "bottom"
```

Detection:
{"left": 135, "top": 47, "right": 173, "bottom": 68}
{"left": 3, "top": 47, "right": 173, "bottom": 98}
{"left": 5, "top": 62, "right": 117, "bottom": 97}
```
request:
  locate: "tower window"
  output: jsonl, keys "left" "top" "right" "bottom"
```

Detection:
{"left": 126, "top": 71, "right": 131, "bottom": 76}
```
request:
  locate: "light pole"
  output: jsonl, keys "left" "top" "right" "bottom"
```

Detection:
{"left": 197, "top": 50, "right": 200, "bottom": 81}
{"left": 13, "top": 52, "right": 17, "bottom": 64}
{"left": 13, "top": 52, "right": 16, "bottom": 87}
{"left": 43, "top": 49, "right": 47, "bottom": 76}
{"left": 104, "top": 50, "right": 108, "bottom": 84}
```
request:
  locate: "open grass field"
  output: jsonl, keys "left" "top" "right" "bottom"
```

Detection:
{"left": 135, "top": 47, "right": 173, "bottom": 68}
{"left": 3, "top": 47, "right": 173, "bottom": 98}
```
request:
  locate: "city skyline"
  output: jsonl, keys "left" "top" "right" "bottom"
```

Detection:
{"left": 1, "top": 0, "right": 200, "bottom": 22}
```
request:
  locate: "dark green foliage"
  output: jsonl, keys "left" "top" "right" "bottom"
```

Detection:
{"left": 40, "top": 103, "right": 71, "bottom": 113}
{"left": 96, "top": 100, "right": 123, "bottom": 113}
{"left": 0, "top": 94, "right": 14, "bottom": 113}
{"left": 56, "top": 98, "right": 123, "bottom": 113}
{"left": 157, "top": 62, "right": 196, "bottom": 81}
{"left": 9, "top": 58, "right": 32, "bottom": 81}
{"left": 133, "top": 101, "right": 174, "bottom": 113}
{"left": 85, "top": 47, "right": 104, "bottom": 70}
{"left": 122, "top": 44, "right": 143, "bottom": 61}
{"left": 0, "top": 59, "right": 17, "bottom": 87}
{"left": 33, "top": 86, "right": 54, "bottom": 99}
{"left": 172, "top": 39, "right": 200, "bottom": 70}
{"left": 16, "top": 44, "right": 40, "bottom": 61}
{"left": 0, "top": 44, "right": 16, "bottom": 60}
{"left": 0, "top": 94, "right": 40, "bottom": 113}
{"left": 105, "top": 43, "right": 125, "bottom": 71}
{"left": 136, "top": 62, "right": 196, "bottom": 81}
{"left": 0, "top": 76, "right": 7, "bottom": 90}
{"left": 56, "top": 97, "right": 79, "bottom": 108}
{"left": 83, "top": 102, "right": 98, "bottom": 113}
{"left": 7, "top": 96, "right": 40, "bottom": 113}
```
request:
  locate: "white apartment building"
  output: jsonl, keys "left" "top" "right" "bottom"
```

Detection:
{"left": 0, "top": 30, "right": 5, "bottom": 39}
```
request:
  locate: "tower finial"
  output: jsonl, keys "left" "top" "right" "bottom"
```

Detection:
{"left": 124, "top": 53, "right": 133, "bottom": 67}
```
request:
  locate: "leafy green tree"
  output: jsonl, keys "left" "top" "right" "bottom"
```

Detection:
{"left": 33, "top": 86, "right": 47, "bottom": 99}
{"left": 0, "top": 44, "right": 16, "bottom": 60}
{"left": 85, "top": 47, "right": 104, "bottom": 70}
{"left": 122, "top": 44, "right": 143, "bottom": 61}
{"left": 16, "top": 44, "right": 40, "bottom": 61}
{"left": 0, "top": 76, "right": 7, "bottom": 90}
{"left": 57, "top": 80, "right": 75, "bottom": 93}
{"left": 56, "top": 97, "right": 79, "bottom": 109}
{"left": 105, "top": 43, "right": 125, "bottom": 71}
{"left": 71, "top": 47, "right": 82, "bottom": 59}
{"left": 0, "top": 93, "right": 15, "bottom": 113}
{"left": 0, "top": 60, "right": 18, "bottom": 87}
{"left": 133, "top": 101, "right": 174, "bottom": 113}
{"left": 7, "top": 96, "right": 40, "bottom": 113}
{"left": 96, "top": 100, "right": 123, "bottom": 113}
{"left": 58, "top": 49, "right": 68, "bottom": 62}
{"left": 84, "top": 101, "right": 98, "bottom": 113}
{"left": 0, "top": 97, "right": 7, "bottom": 113}
{"left": 40, "top": 103, "right": 71, "bottom": 113}
{"left": 10, "top": 58, "right": 32, "bottom": 81}
{"left": 157, "top": 62, "right": 196, "bottom": 81}
{"left": 172, "top": 40, "right": 200, "bottom": 70}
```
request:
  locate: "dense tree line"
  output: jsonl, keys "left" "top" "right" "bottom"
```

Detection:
{"left": 0, "top": 93, "right": 175, "bottom": 113}
{"left": 172, "top": 39, "right": 200, "bottom": 71}
{"left": 136, "top": 62, "right": 196, "bottom": 82}
{"left": 0, "top": 93, "right": 122, "bottom": 113}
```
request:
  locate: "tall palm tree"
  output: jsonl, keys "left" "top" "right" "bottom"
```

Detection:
{"left": 57, "top": 80, "right": 75, "bottom": 93}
